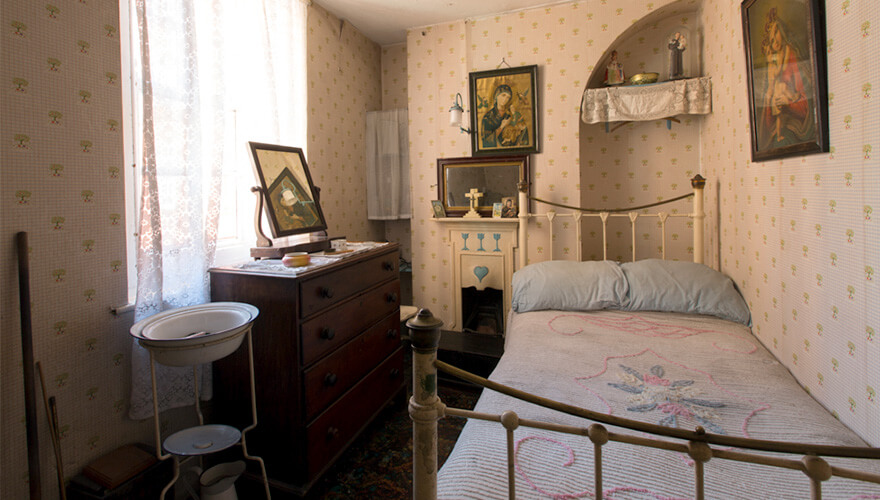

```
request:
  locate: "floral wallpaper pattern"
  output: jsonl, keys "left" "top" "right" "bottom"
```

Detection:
{"left": 0, "top": 3, "right": 875, "bottom": 499}
{"left": 1, "top": 1, "right": 147, "bottom": 496}
{"left": 381, "top": 42, "right": 413, "bottom": 262}
{"left": 700, "top": 0, "right": 878, "bottom": 445}
{"left": 307, "top": 4, "right": 384, "bottom": 244}
{"left": 408, "top": 0, "right": 878, "bottom": 445}
{"left": 1, "top": 2, "right": 387, "bottom": 497}
{"left": 407, "top": 0, "right": 696, "bottom": 336}
{"left": 580, "top": 13, "right": 701, "bottom": 263}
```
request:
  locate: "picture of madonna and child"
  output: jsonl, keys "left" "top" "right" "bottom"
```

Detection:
{"left": 479, "top": 82, "right": 532, "bottom": 150}
{"left": 755, "top": 7, "right": 814, "bottom": 149}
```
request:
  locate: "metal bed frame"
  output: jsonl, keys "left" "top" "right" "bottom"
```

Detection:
{"left": 407, "top": 176, "right": 880, "bottom": 499}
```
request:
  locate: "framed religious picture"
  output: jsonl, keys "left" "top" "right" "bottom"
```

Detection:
{"left": 492, "top": 202, "right": 503, "bottom": 218}
{"left": 249, "top": 142, "right": 327, "bottom": 238}
{"left": 469, "top": 65, "right": 539, "bottom": 156}
{"left": 431, "top": 200, "right": 446, "bottom": 218}
{"left": 500, "top": 197, "right": 517, "bottom": 218}
{"left": 741, "top": 0, "right": 829, "bottom": 162}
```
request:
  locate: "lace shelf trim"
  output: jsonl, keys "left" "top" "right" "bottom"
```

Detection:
{"left": 581, "top": 76, "right": 712, "bottom": 124}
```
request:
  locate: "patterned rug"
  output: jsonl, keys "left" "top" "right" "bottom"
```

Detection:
{"left": 306, "top": 381, "right": 480, "bottom": 499}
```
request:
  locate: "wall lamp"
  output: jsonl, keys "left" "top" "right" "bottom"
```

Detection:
{"left": 449, "top": 93, "right": 473, "bottom": 134}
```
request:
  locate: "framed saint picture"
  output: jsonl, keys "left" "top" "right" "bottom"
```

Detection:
{"left": 492, "top": 203, "right": 503, "bottom": 218}
{"left": 431, "top": 200, "right": 446, "bottom": 218}
{"left": 469, "top": 65, "right": 539, "bottom": 157}
{"left": 500, "top": 197, "right": 517, "bottom": 218}
{"left": 249, "top": 142, "right": 327, "bottom": 238}
{"left": 741, "top": 0, "right": 829, "bottom": 162}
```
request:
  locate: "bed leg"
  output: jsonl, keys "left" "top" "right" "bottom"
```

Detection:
{"left": 408, "top": 309, "right": 445, "bottom": 500}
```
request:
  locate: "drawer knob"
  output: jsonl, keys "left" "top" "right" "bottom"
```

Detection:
{"left": 320, "top": 327, "right": 336, "bottom": 340}
{"left": 320, "top": 287, "right": 334, "bottom": 298}
{"left": 386, "top": 328, "right": 397, "bottom": 339}
{"left": 390, "top": 368, "right": 401, "bottom": 378}
{"left": 326, "top": 426, "right": 339, "bottom": 441}
{"left": 386, "top": 292, "right": 398, "bottom": 303}
{"left": 382, "top": 261, "right": 394, "bottom": 271}
{"left": 324, "top": 372, "right": 338, "bottom": 387}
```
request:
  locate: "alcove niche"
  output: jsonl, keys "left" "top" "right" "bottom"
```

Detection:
{"left": 578, "top": 1, "right": 708, "bottom": 262}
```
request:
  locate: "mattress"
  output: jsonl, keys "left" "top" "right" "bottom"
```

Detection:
{"left": 437, "top": 309, "right": 880, "bottom": 499}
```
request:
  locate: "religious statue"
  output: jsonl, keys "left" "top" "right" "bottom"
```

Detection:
{"left": 668, "top": 31, "right": 687, "bottom": 80}
{"left": 604, "top": 50, "right": 625, "bottom": 86}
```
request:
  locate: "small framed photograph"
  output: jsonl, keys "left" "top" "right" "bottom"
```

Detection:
{"left": 500, "top": 197, "right": 517, "bottom": 218}
{"left": 431, "top": 200, "right": 446, "bottom": 218}
{"left": 492, "top": 202, "right": 503, "bottom": 218}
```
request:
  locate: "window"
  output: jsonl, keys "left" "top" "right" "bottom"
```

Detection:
{"left": 119, "top": 0, "right": 308, "bottom": 303}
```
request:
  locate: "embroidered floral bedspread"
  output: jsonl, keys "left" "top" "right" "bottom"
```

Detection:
{"left": 437, "top": 310, "right": 880, "bottom": 499}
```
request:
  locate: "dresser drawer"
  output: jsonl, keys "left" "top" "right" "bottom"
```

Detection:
{"left": 302, "top": 312, "right": 400, "bottom": 420}
{"left": 299, "top": 251, "right": 398, "bottom": 317}
{"left": 300, "top": 279, "right": 400, "bottom": 366}
{"left": 305, "top": 348, "right": 404, "bottom": 478}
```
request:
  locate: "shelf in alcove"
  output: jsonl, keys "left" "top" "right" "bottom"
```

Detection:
{"left": 581, "top": 76, "right": 712, "bottom": 131}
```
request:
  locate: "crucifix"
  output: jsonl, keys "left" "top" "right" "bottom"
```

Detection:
{"left": 463, "top": 188, "right": 483, "bottom": 218}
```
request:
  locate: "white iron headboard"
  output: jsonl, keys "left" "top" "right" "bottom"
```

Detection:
{"left": 516, "top": 175, "right": 706, "bottom": 267}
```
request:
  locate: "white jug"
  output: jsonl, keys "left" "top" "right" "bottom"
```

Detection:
{"left": 200, "top": 461, "right": 246, "bottom": 500}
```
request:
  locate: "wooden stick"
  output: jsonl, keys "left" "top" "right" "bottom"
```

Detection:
{"left": 17, "top": 231, "right": 41, "bottom": 499}
{"left": 37, "top": 362, "right": 66, "bottom": 499}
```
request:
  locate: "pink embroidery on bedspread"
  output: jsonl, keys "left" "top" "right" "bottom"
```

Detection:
{"left": 514, "top": 436, "right": 689, "bottom": 500}
{"left": 548, "top": 313, "right": 758, "bottom": 354}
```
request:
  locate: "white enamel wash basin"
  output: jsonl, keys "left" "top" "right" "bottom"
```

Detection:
{"left": 130, "top": 302, "right": 259, "bottom": 366}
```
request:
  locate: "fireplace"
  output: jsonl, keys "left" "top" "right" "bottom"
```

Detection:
{"left": 431, "top": 217, "right": 518, "bottom": 333}
{"left": 461, "top": 287, "right": 504, "bottom": 335}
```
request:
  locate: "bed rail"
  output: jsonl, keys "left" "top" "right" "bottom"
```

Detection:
{"left": 408, "top": 309, "right": 880, "bottom": 500}
{"left": 517, "top": 175, "right": 706, "bottom": 267}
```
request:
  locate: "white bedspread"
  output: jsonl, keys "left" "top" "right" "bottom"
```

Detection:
{"left": 437, "top": 310, "right": 880, "bottom": 499}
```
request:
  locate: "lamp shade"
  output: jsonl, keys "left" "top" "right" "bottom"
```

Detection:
{"left": 449, "top": 106, "right": 463, "bottom": 127}
{"left": 448, "top": 92, "right": 472, "bottom": 134}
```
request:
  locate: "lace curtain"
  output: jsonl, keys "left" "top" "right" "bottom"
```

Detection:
{"left": 128, "top": 0, "right": 307, "bottom": 420}
{"left": 366, "top": 109, "right": 411, "bottom": 220}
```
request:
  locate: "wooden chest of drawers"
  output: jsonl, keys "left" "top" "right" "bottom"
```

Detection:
{"left": 209, "top": 244, "right": 402, "bottom": 495}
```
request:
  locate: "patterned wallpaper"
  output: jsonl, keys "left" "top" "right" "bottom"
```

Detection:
{"left": 700, "top": 0, "right": 878, "bottom": 444}
{"left": 580, "top": 13, "right": 701, "bottom": 262}
{"left": 408, "top": 0, "right": 878, "bottom": 446}
{"left": 306, "top": 3, "right": 384, "bottom": 243}
{"left": 380, "top": 42, "right": 413, "bottom": 262}
{"left": 1, "top": 2, "right": 387, "bottom": 497}
{"left": 406, "top": 0, "right": 693, "bottom": 329}
{"left": 1, "top": 0, "right": 150, "bottom": 496}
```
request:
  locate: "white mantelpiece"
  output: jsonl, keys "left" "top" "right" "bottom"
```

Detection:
{"left": 431, "top": 218, "right": 519, "bottom": 333}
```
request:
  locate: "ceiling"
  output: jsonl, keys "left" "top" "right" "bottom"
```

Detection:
{"left": 313, "top": 0, "right": 563, "bottom": 46}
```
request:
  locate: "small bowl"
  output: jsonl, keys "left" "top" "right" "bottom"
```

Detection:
{"left": 282, "top": 252, "right": 310, "bottom": 267}
{"left": 629, "top": 72, "right": 659, "bottom": 85}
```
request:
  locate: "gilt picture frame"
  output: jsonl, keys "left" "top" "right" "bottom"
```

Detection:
{"left": 249, "top": 142, "right": 327, "bottom": 238}
{"left": 741, "top": 0, "right": 828, "bottom": 162}
{"left": 469, "top": 65, "right": 539, "bottom": 156}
